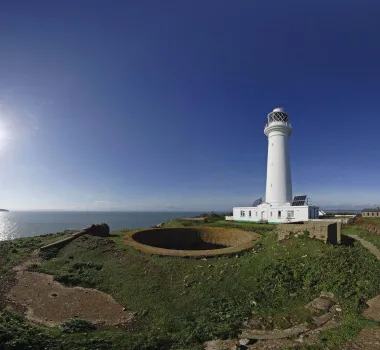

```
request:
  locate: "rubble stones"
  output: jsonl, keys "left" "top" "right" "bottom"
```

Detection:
{"left": 320, "top": 291, "right": 335, "bottom": 300}
{"left": 312, "top": 312, "right": 334, "bottom": 327}
{"left": 306, "top": 297, "right": 335, "bottom": 312}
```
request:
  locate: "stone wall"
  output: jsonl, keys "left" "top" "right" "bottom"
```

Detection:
{"left": 277, "top": 221, "right": 341, "bottom": 244}
{"left": 354, "top": 218, "right": 380, "bottom": 235}
{"left": 40, "top": 223, "right": 110, "bottom": 252}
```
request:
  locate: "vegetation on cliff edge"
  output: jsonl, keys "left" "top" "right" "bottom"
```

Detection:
{"left": 1, "top": 220, "right": 380, "bottom": 349}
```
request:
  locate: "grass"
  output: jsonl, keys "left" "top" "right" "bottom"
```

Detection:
{"left": 1, "top": 221, "right": 380, "bottom": 349}
{"left": 361, "top": 217, "right": 380, "bottom": 222}
{"left": 0, "top": 232, "right": 71, "bottom": 272}
{"left": 343, "top": 220, "right": 380, "bottom": 250}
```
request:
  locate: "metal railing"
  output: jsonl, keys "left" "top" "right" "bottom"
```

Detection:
{"left": 265, "top": 121, "right": 292, "bottom": 129}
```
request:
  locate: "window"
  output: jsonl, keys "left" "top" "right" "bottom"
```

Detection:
{"left": 249, "top": 210, "right": 252, "bottom": 217}
{"left": 278, "top": 211, "right": 281, "bottom": 218}
{"left": 270, "top": 211, "right": 273, "bottom": 217}
{"left": 256, "top": 211, "right": 258, "bottom": 217}
{"left": 373, "top": 213, "right": 374, "bottom": 216}
{"left": 240, "top": 210, "right": 245, "bottom": 217}
{"left": 287, "top": 210, "right": 294, "bottom": 218}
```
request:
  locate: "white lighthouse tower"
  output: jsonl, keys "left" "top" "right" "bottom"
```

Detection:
{"left": 228, "top": 107, "right": 319, "bottom": 224}
{"left": 264, "top": 107, "right": 292, "bottom": 205}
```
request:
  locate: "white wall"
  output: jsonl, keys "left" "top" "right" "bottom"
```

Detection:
{"left": 265, "top": 127, "right": 292, "bottom": 205}
{"left": 232, "top": 205, "right": 319, "bottom": 223}
{"left": 232, "top": 207, "right": 261, "bottom": 222}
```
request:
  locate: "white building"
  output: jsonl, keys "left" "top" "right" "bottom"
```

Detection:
{"left": 228, "top": 107, "right": 319, "bottom": 224}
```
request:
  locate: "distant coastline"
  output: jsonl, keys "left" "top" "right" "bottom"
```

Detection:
{"left": 0, "top": 209, "right": 9, "bottom": 212}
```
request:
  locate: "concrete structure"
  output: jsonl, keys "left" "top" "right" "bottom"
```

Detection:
{"left": 229, "top": 107, "right": 319, "bottom": 224}
{"left": 276, "top": 221, "right": 341, "bottom": 244}
{"left": 40, "top": 223, "right": 110, "bottom": 252}
{"left": 125, "top": 227, "right": 260, "bottom": 258}
{"left": 362, "top": 208, "right": 380, "bottom": 217}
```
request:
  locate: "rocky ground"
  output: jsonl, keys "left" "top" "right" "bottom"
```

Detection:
{"left": 204, "top": 291, "right": 342, "bottom": 349}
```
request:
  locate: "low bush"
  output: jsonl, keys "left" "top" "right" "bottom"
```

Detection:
{"left": 61, "top": 319, "right": 97, "bottom": 334}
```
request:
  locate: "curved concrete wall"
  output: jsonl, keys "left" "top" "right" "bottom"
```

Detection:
{"left": 125, "top": 227, "right": 261, "bottom": 258}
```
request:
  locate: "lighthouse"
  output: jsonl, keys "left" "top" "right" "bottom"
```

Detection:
{"left": 264, "top": 107, "right": 292, "bottom": 205}
{"left": 228, "top": 107, "right": 319, "bottom": 224}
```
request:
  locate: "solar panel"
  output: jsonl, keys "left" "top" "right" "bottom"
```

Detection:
{"left": 252, "top": 197, "right": 263, "bottom": 207}
{"left": 291, "top": 195, "right": 307, "bottom": 206}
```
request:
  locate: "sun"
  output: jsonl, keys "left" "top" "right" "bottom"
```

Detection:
{"left": 0, "top": 125, "right": 9, "bottom": 150}
{"left": 0, "top": 127, "right": 7, "bottom": 139}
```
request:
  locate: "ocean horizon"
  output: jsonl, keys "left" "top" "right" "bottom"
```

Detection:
{"left": 0, "top": 211, "right": 204, "bottom": 241}
{"left": 0, "top": 209, "right": 362, "bottom": 242}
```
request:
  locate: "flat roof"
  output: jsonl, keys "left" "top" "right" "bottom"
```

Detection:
{"left": 233, "top": 205, "right": 318, "bottom": 209}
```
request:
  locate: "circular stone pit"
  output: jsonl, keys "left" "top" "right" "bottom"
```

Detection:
{"left": 125, "top": 227, "right": 260, "bottom": 258}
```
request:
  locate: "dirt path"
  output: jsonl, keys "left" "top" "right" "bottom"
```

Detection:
{"left": 362, "top": 295, "right": 380, "bottom": 321}
{"left": 340, "top": 328, "right": 380, "bottom": 349}
{"left": 347, "top": 234, "right": 380, "bottom": 259}
{"left": 6, "top": 252, "right": 134, "bottom": 328}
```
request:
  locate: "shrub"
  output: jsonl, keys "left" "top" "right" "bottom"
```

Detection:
{"left": 61, "top": 319, "right": 97, "bottom": 334}
{"left": 40, "top": 247, "right": 60, "bottom": 261}
{"left": 0, "top": 311, "right": 54, "bottom": 349}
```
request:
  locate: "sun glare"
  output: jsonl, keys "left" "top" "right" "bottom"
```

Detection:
{"left": 0, "top": 125, "right": 9, "bottom": 150}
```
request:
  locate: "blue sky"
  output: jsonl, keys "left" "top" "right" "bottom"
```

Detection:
{"left": 0, "top": 0, "right": 379, "bottom": 211}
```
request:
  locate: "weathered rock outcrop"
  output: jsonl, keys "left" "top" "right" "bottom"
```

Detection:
{"left": 238, "top": 291, "right": 340, "bottom": 345}
{"left": 240, "top": 325, "right": 309, "bottom": 340}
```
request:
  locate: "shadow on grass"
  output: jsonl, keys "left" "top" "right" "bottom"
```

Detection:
{"left": 340, "top": 235, "right": 356, "bottom": 247}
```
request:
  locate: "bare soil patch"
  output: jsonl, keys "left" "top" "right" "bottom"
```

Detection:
{"left": 362, "top": 294, "right": 380, "bottom": 321}
{"left": 5, "top": 254, "right": 134, "bottom": 328}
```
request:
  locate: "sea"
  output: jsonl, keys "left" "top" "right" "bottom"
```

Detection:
{"left": 0, "top": 211, "right": 202, "bottom": 241}
{"left": 0, "top": 209, "right": 362, "bottom": 242}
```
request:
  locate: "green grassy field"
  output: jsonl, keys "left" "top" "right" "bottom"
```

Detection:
{"left": 361, "top": 217, "right": 380, "bottom": 222}
{"left": 1, "top": 220, "right": 380, "bottom": 349}
{"left": 343, "top": 218, "right": 380, "bottom": 250}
